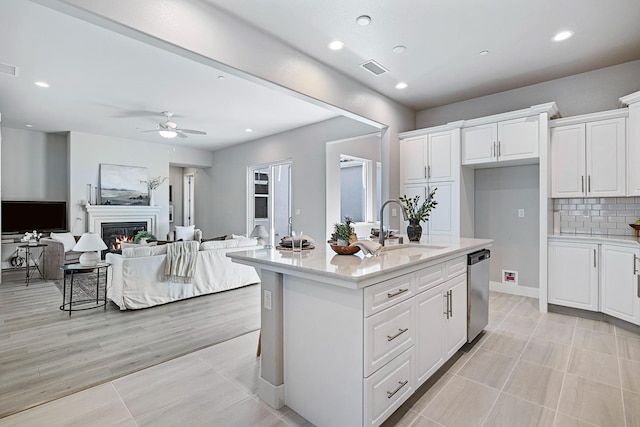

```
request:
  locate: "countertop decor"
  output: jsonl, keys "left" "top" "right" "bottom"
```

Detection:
{"left": 329, "top": 244, "right": 360, "bottom": 255}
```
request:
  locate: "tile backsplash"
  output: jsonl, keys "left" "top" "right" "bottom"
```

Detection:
{"left": 553, "top": 197, "right": 640, "bottom": 237}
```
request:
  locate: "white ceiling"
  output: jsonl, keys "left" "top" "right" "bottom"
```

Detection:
{"left": 0, "top": 0, "right": 339, "bottom": 150}
{"left": 1, "top": 1, "right": 639, "bottom": 152}
{"left": 208, "top": 0, "right": 640, "bottom": 110}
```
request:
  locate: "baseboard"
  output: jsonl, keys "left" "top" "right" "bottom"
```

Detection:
{"left": 258, "top": 377, "right": 285, "bottom": 410}
{"left": 490, "top": 281, "right": 539, "bottom": 299}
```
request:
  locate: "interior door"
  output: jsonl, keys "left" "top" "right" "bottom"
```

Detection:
{"left": 183, "top": 173, "right": 195, "bottom": 226}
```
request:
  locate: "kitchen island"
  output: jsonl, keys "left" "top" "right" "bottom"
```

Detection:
{"left": 228, "top": 236, "right": 492, "bottom": 427}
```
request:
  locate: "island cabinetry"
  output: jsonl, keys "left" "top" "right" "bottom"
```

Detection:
{"left": 548, "top": 241, "right": 599, "bottom": 311}
{"left": 550, "top": 112, "right": 626, "bottom": 197}
{"left": 461, "top": 116, "right": 539, "bottom": 165}
{"left": 600, "top": 244, "right": 640, "bottom": 325}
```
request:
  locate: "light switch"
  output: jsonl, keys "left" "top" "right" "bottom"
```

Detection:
{"left": 295, "top": 209, "right": 301, "bottom": 215}
{"left": 518, "top": 209, "right": 525, "bottom": 218}
{"left": 391, "top": 208, "right": 397, "bottom": 217}
{"left": 263, "top": 290, "right": 272, "bottom": 310}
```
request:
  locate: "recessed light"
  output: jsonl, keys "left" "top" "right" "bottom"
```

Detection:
{"left": 395, "top": 82, "right": 408, "bottom": 90}
{"left": 392, "top": 45, "right": 406, "bottom": 54}
{"left": 218, "top": 75, "right": 226, "bottom": 80}
{"left": 34, "top": 81, "right": 49, "bottom": 88}
{"left": 479, "top": 50, "right": 489, "bottom": 56}
{"left": 356, "top": 15, "right": 371, "bottom": 26}
{"left": 552, "top": 30, "right": 573, "bottom": 42}
{"left": 245, "top": 128, "right": 253, "bottom": 133}
{"left": 328, "top": 40, "right": 344, "bottom": 50}
{"left": 25, "top": 124, "right": 33, "bottom": 128}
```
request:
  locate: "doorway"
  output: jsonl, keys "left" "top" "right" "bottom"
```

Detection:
{"left": 183, "top": 173, "right": 195, "bottom": 226}
{"left": 249, "top": 161, "right": 292, "bottom": 246}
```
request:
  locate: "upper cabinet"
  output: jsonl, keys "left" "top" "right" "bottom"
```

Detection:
{"left": 401, "top": 130, "right": 455, "bottom": 184}
{"left": 621, "top": 91, "right": 640, "bottom": 196}
{"left": 550, "top": 111, "right": 626, "bottom": 198}
{"left": 462, "top": 116, "right": 540, "bottom": 165}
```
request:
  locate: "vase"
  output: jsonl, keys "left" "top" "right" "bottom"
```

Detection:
{"left": 407, "top": 219, "right": 422, "bottom": 242}
{"left": 336, "top": 239, "right": 349, "bottom": 246}
{"left": 149, "top": 189, "right": 156, "bottom": 206}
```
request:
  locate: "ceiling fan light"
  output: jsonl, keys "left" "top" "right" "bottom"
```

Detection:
{"left": 158, "top": 130, "right": 177, "bottom": 139}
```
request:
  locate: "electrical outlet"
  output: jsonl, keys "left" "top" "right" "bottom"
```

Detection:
{"left": 263, "top": 290, "right": 272, "bottom": 310}
{"left": 295, "top": 209, "right": 301, "bottom": 215}
{"left": 391, "top": 208, "right": 397, "bottom": 217}
{"left": 518, "top": 209, "right": 525, "bottom": 218}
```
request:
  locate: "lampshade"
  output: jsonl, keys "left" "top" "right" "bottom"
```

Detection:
{"left": 250, "top": 225, "right": 270, "bottom": 247}
{"left": 73, "top": 232, "right": 108, "bottom": 266}
{"left": 158, "top": 130, "right": 177, "bottom": 139}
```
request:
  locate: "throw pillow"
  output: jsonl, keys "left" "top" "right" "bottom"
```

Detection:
{"left": 174, "top": 225, "right": 195, "bottom": 241}
{"left": 122, "top": 245, "right": 168, "bottom": 258}
{"left": 50, "top": 232, "right": 77, "bottom": 252}
{"left": 200, "top": 240, "right": 236, "bottom": 251}
{"left": 226, "top": 233, "right": 247, "bottom": 240}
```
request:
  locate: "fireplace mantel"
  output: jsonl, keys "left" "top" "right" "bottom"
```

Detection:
{"left": 84, "top": 204, "right": 161, "bottom": 236}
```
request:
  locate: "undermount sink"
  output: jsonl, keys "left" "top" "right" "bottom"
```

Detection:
{"left": 382, "top": 244, "right": 447, "bottom": 256}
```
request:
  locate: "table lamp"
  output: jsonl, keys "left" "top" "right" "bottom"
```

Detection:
{"left": 73, "top": 232, "right": 108, "bottom": 266}
{"left": 250, "top": 225, "right": 270, "bottom": 248}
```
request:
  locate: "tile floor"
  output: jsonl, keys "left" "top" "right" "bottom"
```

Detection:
{"left": 1, "top": 292, "right": 639, "bottom": 427}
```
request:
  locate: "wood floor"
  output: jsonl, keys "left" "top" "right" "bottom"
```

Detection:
{"left": 0, "top": 269, "right": 260, "bottom": 419}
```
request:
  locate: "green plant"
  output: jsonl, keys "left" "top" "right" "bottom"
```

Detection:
{"left": 332, "top": 217, "right": 354, "bottom": 242}
{"left": 399, "top": 189, "right": 438, "bottom": 223}
{"left": 134, "top": 230, "right": 157, "bottom": 244}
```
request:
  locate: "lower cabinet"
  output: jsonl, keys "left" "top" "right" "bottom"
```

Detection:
{"left": 548, "top": 239, "right": 640, "bottom": 326}
{"left": 600, "top": 244, "right": 640, "bottom": 325}
{"left": 548, "top": 241, "right": 599, "bottom": 311}
{"left": 415, "top": 273, "right": 467, "bottom": 386}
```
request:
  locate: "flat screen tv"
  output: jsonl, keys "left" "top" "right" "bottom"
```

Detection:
{"left": 2, "top": 201, "right": 68, "bottom": 235}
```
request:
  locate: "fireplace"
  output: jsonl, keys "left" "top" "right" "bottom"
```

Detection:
{"left": 101, "top": 221, "right": 147, "bottom": 255}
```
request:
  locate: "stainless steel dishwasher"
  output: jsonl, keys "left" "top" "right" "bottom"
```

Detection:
{"left": 467, "top": 249, "right": 490, "bottom": 342}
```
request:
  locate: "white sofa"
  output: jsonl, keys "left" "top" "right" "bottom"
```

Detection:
{"left": 106, "top": 238, "right": 261, "bottom": 310}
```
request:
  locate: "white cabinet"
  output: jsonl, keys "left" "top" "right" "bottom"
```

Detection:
{"left": 461, "top": 116, "right": 539, "bottom": 165}
{"left": 548, "top": 241, "right": 599, "bottom": 311}
{"left": 414, "top": 263, "right": 467, "bottom": 387}
{"left": 600, "top": 244, "right": 640, "bottom": 326}
{"left": 551, "top": 117, "right": 626, "bottom": 197}
{"left": 627, "top": 103, "right": 640, "bottom": 195}
{"left": 401, "top": 131, "right": 455, "bottom": 184}
{"left": 404, "top": 182, "right": 456, "bottom": 236}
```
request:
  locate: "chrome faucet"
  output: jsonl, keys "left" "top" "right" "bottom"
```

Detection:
{"left": 378, "top": 199, "right": 409, "bottom": 246}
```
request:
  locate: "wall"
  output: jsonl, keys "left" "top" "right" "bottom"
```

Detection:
{"left": 474, "top": 165, "right": 539, "bottom": 288}
{"left": 1, "top": 127, "right": 67, "bottom": 201}
{"left": 554, "top": 197, "right": 640, "bottom": 237}
{"left": 417, "top": 60, "right": 640, "bottom": 128}
{"left": 68, "top": 131, "right": 214, "bottom": 238}
{"left": 210, "top": 116, "right": 377, "bottom": 241}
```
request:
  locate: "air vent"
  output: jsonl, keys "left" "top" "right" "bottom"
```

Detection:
{"left": 0, "top": 62, "right": 18, "bottom": 77}
{"left": 360, "top": 60, "right": 388, "bottom": 76}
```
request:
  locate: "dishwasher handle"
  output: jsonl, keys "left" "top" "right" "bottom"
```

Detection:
{"left": 468, "top": 249, "right": 491, "bottom": 265}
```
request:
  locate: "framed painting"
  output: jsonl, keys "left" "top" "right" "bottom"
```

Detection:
{"left": 99, "top": 164, "right": 148, "bottom": 205}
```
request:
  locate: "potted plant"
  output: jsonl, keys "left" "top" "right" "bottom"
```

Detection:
{"left": 134, "top": 230, "right": 157, "bottom": 244}
{"left": 399, "top": 189, "right": 438, "bottom": 241}
{"left": 332, "top": 217, "right": 356, "bottom": 246}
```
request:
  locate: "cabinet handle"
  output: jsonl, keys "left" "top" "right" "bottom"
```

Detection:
{"left": 581, "top": 176, "right": 584, "bottom": 193}
{"left": 387, "top": 380, "right": 409, "bottom": 399}
{"left": 594, "top": 249, "right": 597, "bottom": 268}
{"left": 498, "top": 141, "right": 501, "bottom": 157}
{"left": 444, "top": 293, "right": 449, "bottom": 319}
{"left": 637, "top": 274, "right": 640, "bottom": 298}
{"left": 448, "top": 290, "right": 453, "bottom": 316}
{"left": 428, "top": 165, "right": 431, "bottom": 178}
{"left": 424, "top": 166, "right": 427, "bottom": 180}
{"left": 588, "top": 175, "right": 591, "bottom": 193}
{"left": 634, "top": 254, "right": 638, "bottom": 275}
{"left": 387, "top": 288, "right": 408, "bottom": 299}
{"left": 387, "top": 328, "right": 409, "bottom": 342}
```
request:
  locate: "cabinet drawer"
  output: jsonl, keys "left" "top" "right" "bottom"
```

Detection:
{"left": 446, "top": 256, "right": 467, "bottom": 279}
{"left": 364, "top": 273, "right": 415, "bottom": 317}
{"left": 364, "top": 346, "right": 415, "bottom": 427}
{"left": 416, "top": 263, "right": 445, "bottom": 292}
{"left": 364, "top": 298, "right": 415, "bottom": 377}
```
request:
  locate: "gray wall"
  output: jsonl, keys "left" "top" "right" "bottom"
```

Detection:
{"left": 1, "top": 127, "right": 67, "bottom": 201}
{"left": 210, "top": 116, "right": 377, "bottom": 241}
{"left": 417, "top": 60, "right": 640, "bottom": 128}
{"left": 474, "top": 165, "right": 539, "bottom": 288}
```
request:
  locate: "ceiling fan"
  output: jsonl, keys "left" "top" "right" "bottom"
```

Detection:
{"left": 142, "top": 111, "right": 206, "bottom": 139}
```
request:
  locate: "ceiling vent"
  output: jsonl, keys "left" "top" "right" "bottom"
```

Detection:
{"left": 0, "top": 62, "right": 18, "bottom": 77}
{"left": 360, "top": 60, "right": 388, "bottom": 76}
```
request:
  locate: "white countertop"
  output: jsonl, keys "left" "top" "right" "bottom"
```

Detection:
{"left": 549, "top": 233, "right": 640, "bottom": 247}
{"left": 227, "top": 236, "right": 493, "bottom": 289}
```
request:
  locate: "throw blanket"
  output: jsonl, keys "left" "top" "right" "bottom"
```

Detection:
{"left": 164, "top": 241, "right": 199, "bottom": 283}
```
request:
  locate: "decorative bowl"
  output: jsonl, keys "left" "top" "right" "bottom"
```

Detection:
{"left": 629, "top": 223, "right": 640, "bottom": 239}
{"left": 330, "top": 244, "right": 360, "bottom": 255}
